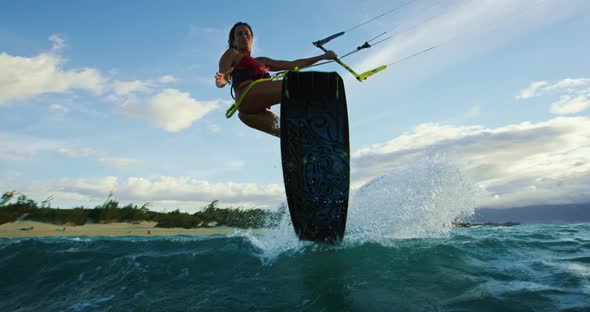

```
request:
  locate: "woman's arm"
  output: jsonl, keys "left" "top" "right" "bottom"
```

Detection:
{"left": 215, "top": 48, "right": 239, "bottom": 88}
{"left": 257, "top": 51, "right": 337, "bottom": 71}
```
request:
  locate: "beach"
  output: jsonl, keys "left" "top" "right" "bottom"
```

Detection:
{"left": 0, "top": 220, "right": 241, "bottom": 238}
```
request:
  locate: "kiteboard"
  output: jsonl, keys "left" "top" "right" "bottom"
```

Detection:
{"left": 280, "top": 71, "right": 350, "bottom": 243}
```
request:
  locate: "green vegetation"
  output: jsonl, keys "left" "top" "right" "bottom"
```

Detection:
{"left": 0, "top": 191, "right": 284, "bottom": 229}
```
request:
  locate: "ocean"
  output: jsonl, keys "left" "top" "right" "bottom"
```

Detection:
{"left": 1, "top": 164, "right": 589, "bottom": 311}
{"left": 1, "top": 223, "right": 589, "bottom": 311}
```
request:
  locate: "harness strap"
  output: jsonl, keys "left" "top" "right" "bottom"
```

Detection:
{"left": 225, "top": 68, "right": 298, "bottom": 119}
{"left": 230, "top": 68, "right": 271, "bottom": 100}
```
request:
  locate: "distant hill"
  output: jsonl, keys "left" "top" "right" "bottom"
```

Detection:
{"left": 472, "top": 203, "right": 590, "bottom": 224}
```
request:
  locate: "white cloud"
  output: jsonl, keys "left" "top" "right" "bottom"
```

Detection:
{"left": 1, "top": 35, "right": 221, "bottom": 129}
{"left": 0, "top": 35, "right": 106, "bottom": 105}
{"left": 189, "top": 25, "right": 225, "bottom": 35}
{"left": 0, "top": 132, "right": 61, "bottom": 160}
{"left": 354, "top": 123, "right": 484, "bottom": 157}
{"left": 112, "top": 80, "right": 153, "bottom": 96}
{"left": 444, "top": 104, "right": 483, "bottom": 124}
{"left": 518, "top": 78, "right": 590, "bottom": 99}
{"left": 550, "top": 95, "right": 590, "bottom": 114}
{"left": 208, "top": 123, "right": 222, "bottom": 133}
{"left": 25, "top": 176, "right": 285, "bottom": 210}
{"left": 98, "top": 157, "right": 144, "bottom": 167}
{"left": 517, "top": 78, "right": 590, "bottom": 114}
{"left": 58, "top": 148, "right": 142, "bottom": 168}
{"left": 112, "top": 75, "right": 178, "bottom": 93}
{"left": 55, "top": 176, "right": 120, "bottom": 197}
{"left": 120, "top": 89, "right": 220, "bottom": 132}
{"left": 224, "top": 160, "right": 244, "bottom": 171}
{"left": 58, "top": 147, "right": 97, "bottom": 158}
{"left": 8, "top": 116, "right": 589, "bottom": 210}
{"left": 159, "top": 75, "right": 177, "bottom": 84}
{"left": 49, "top": 104, "right": 69, "bottom": 113}
{"left": 1, "top": 134, "right": 140, "bottom": 169}
{"left": 0, "top": 133, "right": 119, "bottom": 163}
{"left": 352, "top": 117, "right": 590, "bottom": 208}
{"left": 122, "top": 177, "right": 283, "bottom": 203}
{"left": 463, "top": 104, "right": 481, "bottom": 119}
{"left": 49, "top": 34, "right": 66, "bottom": 52}
{"left": 8, "top": 177, "right": 118, "bottom": 207}
{"left": 516, "top": 81, "right": 549, "bottom": 99}
{"left": 547, "top": 78, "right": 590, "bottom": 91}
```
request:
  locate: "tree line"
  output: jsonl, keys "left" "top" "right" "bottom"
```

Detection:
{"left": 0, "top": 191, "right": 285, "bottom": 229}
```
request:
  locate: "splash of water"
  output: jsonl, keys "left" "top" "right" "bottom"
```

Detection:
{"left": 229, "top": 211, "right": 309, "bottom": 265}
{"left": 234, "top": 157, "right": 477, "bottom": 262}
{"left": 346, "top": 157, "right": 478, "bottom": 243}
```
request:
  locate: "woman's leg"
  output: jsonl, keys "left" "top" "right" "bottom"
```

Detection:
{"left": 238, "top": 111, "right": 280, "bottom": 137}
{"left": 236, "top": 80, "right": 283, "bottom": 137}
{"left": 238, "top": 80, "right": 283, "bottom": 113}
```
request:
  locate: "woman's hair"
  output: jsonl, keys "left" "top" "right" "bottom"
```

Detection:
{"left": 228, "top": 22, "right": 253, "bottom": 49}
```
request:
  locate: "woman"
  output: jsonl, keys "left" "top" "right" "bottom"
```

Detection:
{"left": 215, "top": 22, "right": 337, "bottom": 137}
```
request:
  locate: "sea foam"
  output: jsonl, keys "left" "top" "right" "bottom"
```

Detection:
{"left": 347, "top": 157, "right": 477, "bottom": 243}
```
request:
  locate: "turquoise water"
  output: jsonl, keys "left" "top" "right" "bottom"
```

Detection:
{"left": 2, "top": 162, "right": 588, "bottom": 311}
{"left": 1, "top": 223, "right": 589, "bottom": 311}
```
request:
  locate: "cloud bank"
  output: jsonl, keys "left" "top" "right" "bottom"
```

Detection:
{"left": 20, "top": 176, "right": 285, "bottom": 211}
{"left": 0, "top": 48, "right": 105, "bottom": 104}
{"left": 119, "top": 89, "right": 220, "bottom": 132}
{"left": 8, "top": 114, "right": 589, "bottom": 210}
{"left": 517, "top": 78, "right": 590, "bottom": 115}
{"left": 1, "top": 35, "right": 222, "bottom": 131}
{"left": 352, "top": 116, "right": 590, "bottom": 208}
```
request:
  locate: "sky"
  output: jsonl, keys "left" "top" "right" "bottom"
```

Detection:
{"left": 1, "top": 0, "right": 589, "bottom": 212}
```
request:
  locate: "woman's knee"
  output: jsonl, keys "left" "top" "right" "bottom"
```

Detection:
{"left": 237, "top": 111, "right": 280, "bottom": 137}
{"left": 238, "top": 111, "right": 264, "bottom": 127}
{"left": 237, "top": 111, "right": 255, "bottom": 125}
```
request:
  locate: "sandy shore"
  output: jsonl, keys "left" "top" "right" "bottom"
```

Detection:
{"left": 0, "top": 220, "right": 248, "bottom": 238}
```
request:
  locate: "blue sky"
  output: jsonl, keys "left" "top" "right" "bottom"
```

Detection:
{"left": 1, "top": 0, "right": 589, "bottom": 211}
